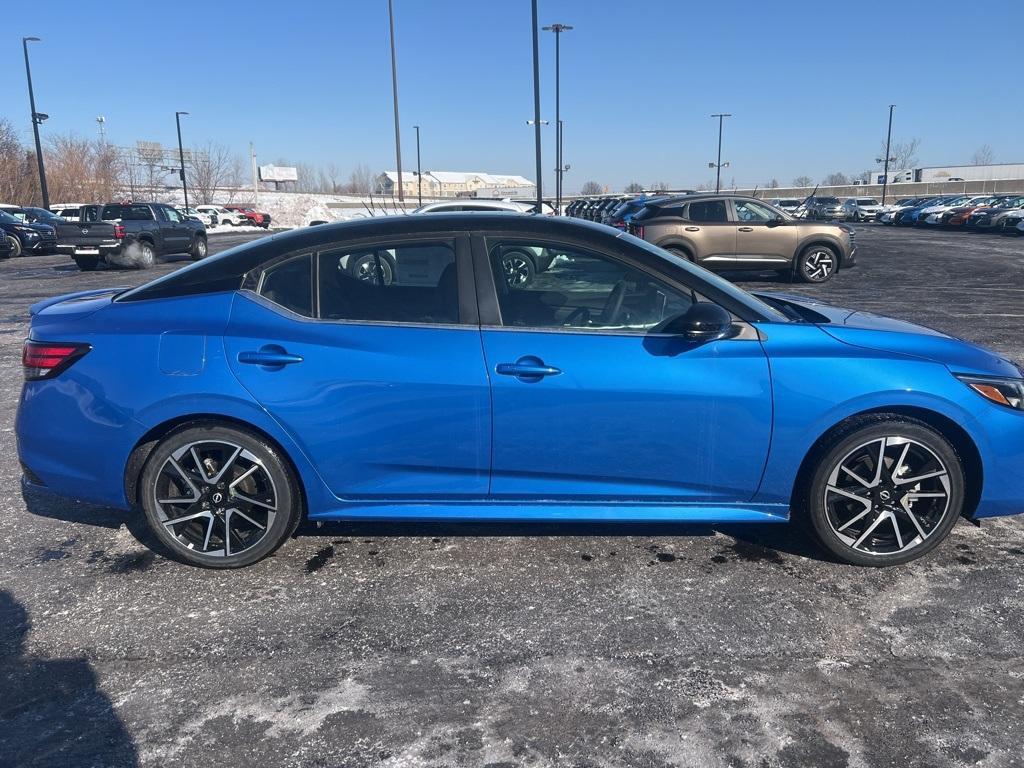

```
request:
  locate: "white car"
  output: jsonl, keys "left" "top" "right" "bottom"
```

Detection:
{"left": 1017, "top": 219, "right": 1024, "bottom": 235}
{"left": 410, "top": 199, "right": 532, "bottom": 214}
{"left": 179, "top": 207, "right": 216, "bottom": 227}
{"left": 195, "top": 205, "right": 247, "bottom": 226}
{"left": 767, "top": 198, "right": 803, "bottom": 215}
{"left": 841, "top": 197, "right": 883, "bottom": 222}
{"left": 922, "top": 196, "right": 991, "bottom": 226}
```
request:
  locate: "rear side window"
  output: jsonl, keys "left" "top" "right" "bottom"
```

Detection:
{"left": 258, "top": 254, "right": 313, "bottom": 317}
{"left": 687, "top": 200, "right": 728, "bottom": 223}
{"left": 318, "top": 241, "right": 459, "bottom": 325}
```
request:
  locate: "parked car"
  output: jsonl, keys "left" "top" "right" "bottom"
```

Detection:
{"left": 841, "top": 198, "right": 883, "bottom": 222}
{"left": 767, "top": 198, "right": 803, "bottom": 215}
{"left": 893, "top": 197, "right": 955, "bottom": 226}
{"left": 0, "top": 208, "right": 57, "bottom": 257}
{"left": 18, "top": 213, "right": 1024, "bottom": 569}
{"left": 877, "top": 198, "right": 926, "bottom": 225}
{"left": 1000, "top": 210, "right": 1024, "bottom": 233}
{"left": 910, "top": 196, "right": 975, "bottom": 226}
{"left": 8, "top": 206, "right": 69, "bottom": 228}
{"left": 628, "top": 194, "right": 855, "bottom": 283}
{"left": 180, "top": 207, "right": 217, "bottom": 228}
{"left": 966, "top": 196, "right": 1024, "bottom": 230}
{"left": 929, "top": 196, "right": 1005, "bottom": 228}
{"left": 49, "top": 203, "right": 86, "bottom": 220}
{"left": 195, "top": 205, "right": 247, "bottom": 227}
{"left": 411, "top": 200, "right": 531, "bottom": 214}
{"left": 606, "top": 195, "right": 668, "bottom": 230}
{"left": 53, "top": 202, "right": 207, "bottom": 271}
{"left": 804, "top": 196, "right": 844, "bottom": 220}
{"left": 224, "top": 204, "right": 271, "bottom": 228}
{"left": 921, "top": 196, "right": 990, "bottom": 226}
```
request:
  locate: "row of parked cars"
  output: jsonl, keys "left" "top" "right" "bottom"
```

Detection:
{"left": 565, "top": 192, "right": 856, "bottom": 283}
{"left": 875, "top": 194, "right": 1024, "bottom": 232}
{"left": 0, "top": 201, "right": 273, "bottom": 270}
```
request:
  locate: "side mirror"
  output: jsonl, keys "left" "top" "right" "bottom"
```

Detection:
{"left": 766, "top": 215, "right": 784, "bottom": 227}
{"left": 659, "top": 303, "right": 735, "bottom": 342}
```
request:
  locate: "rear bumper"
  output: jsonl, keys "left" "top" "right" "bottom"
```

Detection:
{"left": 57, "top": 242, "right": 123, "bottom": 259}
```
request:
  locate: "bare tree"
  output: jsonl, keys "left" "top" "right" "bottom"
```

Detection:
{"left": 0, "top": 119, "right": 38, "bottom": 205}
{"left": 792, "top": 175, "right": 813, "bottom": 187}
{"left": 624, "top": 181, "right": 643, "bottom": 193}
{"left": 580, "top": 180, "right": 603, "bottom": 195}
{"left": 649, "top": 181, "right": 669, "bottom": 192}
{"left": 971, "top": 144, "right": 995, "bottom": 166}
{"left": 822, "top": 172, "right": 849, "bottom": 186}
{"left": 767, "top": 178, "right": 779, "bottom": 189}
{"left": 881, "top": 138, "right": 921, "bottom": 170}
{"left": 43, "top": 134, "right": 121, "bottom": 203}
{"left": 187, "top": 142, "right": 242, "bottom": 205}
{"left": 344, "top": 163, "right": 374, "bottom": 195}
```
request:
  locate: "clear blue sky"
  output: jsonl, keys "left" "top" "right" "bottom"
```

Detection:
{"left": 3, "top": 0, "right": 1021, "bottom": 192}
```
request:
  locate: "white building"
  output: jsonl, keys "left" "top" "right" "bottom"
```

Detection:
{"left": 375, "top": 171, "right": 535, "bottom": 199}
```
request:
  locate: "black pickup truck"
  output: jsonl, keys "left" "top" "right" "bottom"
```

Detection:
{"left": 54, "top": 202, "right": 207, "bottom": 271}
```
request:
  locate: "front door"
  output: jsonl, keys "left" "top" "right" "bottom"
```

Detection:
{"left": 225, "top": 234, "right": 491, "bottom": 499}
{"left": 158, "top": 205, "right": 191, "bottom": 253}
{"left": 476, "top": 236, "right": 772, "bottom": 503}
{"left": 732, "top": 199, "right": 799, "bottom": 267}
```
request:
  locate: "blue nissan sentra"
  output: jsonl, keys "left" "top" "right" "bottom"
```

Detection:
{"left": 15, "top": 214, "right": 1024, "bottom": 567}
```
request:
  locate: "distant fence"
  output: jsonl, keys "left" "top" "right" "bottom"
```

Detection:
{"left": 727, "top": 179, "right": 1023, "bottom": 200}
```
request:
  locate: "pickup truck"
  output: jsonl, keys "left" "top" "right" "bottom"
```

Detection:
{"left": 54, "top": 202, "right": 207, "bottom": 271}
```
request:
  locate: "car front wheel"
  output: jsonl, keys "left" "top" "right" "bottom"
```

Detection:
{"left": 139, "top": 423, "right": 301, "bottom": 568}
{"left": 804, "top": 418, "right": 964, "bottom": 566}
{"left": 796, "top": 244, "right": 837, "bottom": 283}
{"left": 8, "top": 235, "right": 23, "bottom": 258}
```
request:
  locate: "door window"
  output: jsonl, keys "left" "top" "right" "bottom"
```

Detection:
{"left": 733, "top": 200, "right": 777, "bottom": 222}
{"left": 686, "top": 200, "right": 728, "bottom": 223}
{"left": 487, "top": 240, "right": 695, "bottom": 332}
{"left": 317, "top": 241, "right": 459, "bottom": 325}
{"left": 163, "top": 207, "right": 183, "bottom": 223}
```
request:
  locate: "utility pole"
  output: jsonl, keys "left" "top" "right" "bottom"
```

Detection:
{"left": 250, "top": 142, "right": 259, "bottom": 207}
{"left": 175, "top": 111, "right": 189, "bottom": 210}
{"left": 414, "top": 125, "right": 422, "bottom": 205}
{"left": 710, "top": 113, "right": 731, "bottom": 194}
{"left": 387, "top": 0, "right": 404, "bottom": 204}
{"left": 22, "top": 37, "right": 49, "bottom": 208}
{"left": 543, "top": 23, "right": 572, "bottom": 213}
{"left": 881, "top": 104, "right": 895, "bottom": 205}
{"left": 530, "top": 0, "right": 543, "bottom": 211}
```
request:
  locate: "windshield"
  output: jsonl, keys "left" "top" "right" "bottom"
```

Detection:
{"left": 857, "top": 199, "right": 878, "bottom": 205}
{"left": 0, "top": 211, "right": 18, "bottom": 224}
{"left": 616, "top": 231, "right": 789, "bottom": 322}
{"left": 817, "top": 197, "right": 840, "bottom": 204}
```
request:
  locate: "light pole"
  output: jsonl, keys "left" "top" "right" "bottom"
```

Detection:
{"left": 879, "top": 104, "right": 896, "bottom": 205}
{"left": 175, "top": 111, "right": 190, "bottom": 211}
{"left": 22, "top": 37, "right": 49, "bottom": 208}
{"left": 530, "top": 0, "right": 543, "bottom": 211}
{"left": 387, "top": 0, "right": 404, "bottom": 204}
{"left": 543, "top": 23, "right": 572, "bottom": 213}
{"left": 710, "top": 113, "right": 731, "bottom": 193}
{"left": 414, "top": 125, "right": 422, "bottom": 205}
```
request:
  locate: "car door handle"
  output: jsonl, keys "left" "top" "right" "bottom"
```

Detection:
{"left": 738, "top": 226, "right": 754, "bottom": 232}
{"left": 684, "top": 226, "right": 700, "bottom": 232}
{"left": 496, "top": 356, "right": 562, "bottom": 381}
{"left": 238, "top": 347, "right": 304, "bottom": 366}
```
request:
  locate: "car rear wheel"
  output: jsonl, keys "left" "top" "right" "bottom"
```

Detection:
{"left": 664, "top": 246, "right": 694, "bottom": 263}
{"left": 8, "top": 235, "right": 23, "bottom": 258}
{"left": 803, "top": 418, "right": 964, "bottom": 566}
{"left": 74, "top": 255, "right": 100, "bottom": 271}
{"left": 796, "top": 244, "right": 837, "bottom": 283}
{"left": 501, "top": 249, "right": 536, "bottom": 287}
{"left": 190, "top": 235, "right": 208, "bottom": 261}
{"left": 139, "top": 424, "right": 301, "bottom": 568}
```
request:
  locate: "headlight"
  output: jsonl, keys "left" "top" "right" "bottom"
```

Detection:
{"left": 957, "top": 375, "right": 1024, "bottom": 410}
{"left": 13, "top": 226, "right": 37, "bottom": 235}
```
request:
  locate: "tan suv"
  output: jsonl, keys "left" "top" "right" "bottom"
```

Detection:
{"left": 628, "top": 194, "right": 856, "bottom": 283}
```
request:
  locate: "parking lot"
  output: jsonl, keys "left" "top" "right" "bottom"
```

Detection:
{"left": 2, "top": 225, "right": 1024, "bottom": 767}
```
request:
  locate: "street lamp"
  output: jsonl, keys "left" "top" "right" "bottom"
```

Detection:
{"left": 543, "top": 22, "right": 572, "bottom": 214}
{"left": 530, "top": 0, "right": 543, "bottom": 211}
{"left": 387, "top": 0, "right": 404, "bottom": 204}
{"left": 22, "top": 37, "right": 50, "bottom": 208}
{"left": 710, "top": 113, "right": 731, "bottom": 193}
{"left": 175, "top": 111, "right": 190, "bottom": 211}
{"left": 880, "top": 104, "right": 896, "bottom": 205}
{"left": 414, "top": 125, "right": 422, "bottom": 205}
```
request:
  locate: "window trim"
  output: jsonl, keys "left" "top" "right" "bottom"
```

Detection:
{"left": 246, "top": 232, "right": 478, "bottom": 328}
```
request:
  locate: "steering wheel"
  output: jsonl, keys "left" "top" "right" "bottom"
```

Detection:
{"left": 599, "top": 281, "right": 627, "bottom": 325}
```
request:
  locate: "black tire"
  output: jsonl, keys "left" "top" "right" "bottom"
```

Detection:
{"left": 802, "top": 417, "right": 964, "bottom": 567}
{"left": 501, "top": 249, "right": 536, "bottom": 287}
{"left": 139, "top": 423, "right": 301, "bottom": 568}
{"left": 8, "top": 235, "right": 23, "bottom": 258}
{"left": 664, "top": 246, "right": 695, "bottom": 263}
{"left": 74, "top": 255, "right": 100, "bottom": 271}
{"left": 795, "top": 244, "right": 838, "bottom": 283}
{"left": 190, "top": 235, "right": 208, "bottom": 261}
{"left": 136, "top": 240, "right": 156, "bottom": 268}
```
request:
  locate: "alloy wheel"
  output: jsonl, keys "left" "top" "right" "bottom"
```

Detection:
{"left": 803, "top": 249, "right": 834, "bottom": 281}
{"left": 502, "top": 254, "right": 532, "bottom": 287}
{"left": 352, "top": 255, "right": 393, "bottom": 285}
{"left": 153, "top": 440, "right": 278, "bottom": 558}
{"left": 823, "top": 435, "right": 951, "bottom": 557}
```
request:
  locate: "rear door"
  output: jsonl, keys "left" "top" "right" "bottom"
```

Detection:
{"left": 684, "top": 199, "right": 737, "bottom": 266}
{"left": 225, "top": 233, "right": 491, "bottom": 500}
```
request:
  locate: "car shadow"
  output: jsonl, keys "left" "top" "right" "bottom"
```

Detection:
{"left": 0, "top": 590, "right": 139, "bottom": 766}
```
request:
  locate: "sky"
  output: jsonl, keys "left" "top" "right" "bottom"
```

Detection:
{"left": 2, "top": 0, "right": 1022, "bottom": 194}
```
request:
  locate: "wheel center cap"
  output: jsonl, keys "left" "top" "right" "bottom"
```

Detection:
{"left": 879, "top": 490, "right": 891, "bottom": 501}
{"left": 212, "top": 492, "right": 224, "bottom": 504}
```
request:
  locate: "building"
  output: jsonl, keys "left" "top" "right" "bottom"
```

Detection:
{"left": 914, "top": 163, "right": 1024, "bottom": 183}
{"left": 375, "top": 171, "right": 535, "bottom": 199}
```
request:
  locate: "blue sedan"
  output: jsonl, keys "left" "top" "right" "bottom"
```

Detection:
{"left": 15, "top": 214, "right": 1024, "bottom": 567}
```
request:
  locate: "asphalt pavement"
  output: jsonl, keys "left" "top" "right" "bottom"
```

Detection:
{"left": 1, "top": 225, "right": 1024, "bottom": 767}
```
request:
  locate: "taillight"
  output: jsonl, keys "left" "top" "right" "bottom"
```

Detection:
{"left": 113, "top": 224, "right": 126, "bottom": 239}
{"left": 633, "top": 225, "right": 644, "bottom": 239}
{"left": 22, "top": 340, "right": 90, "bottom": 381}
